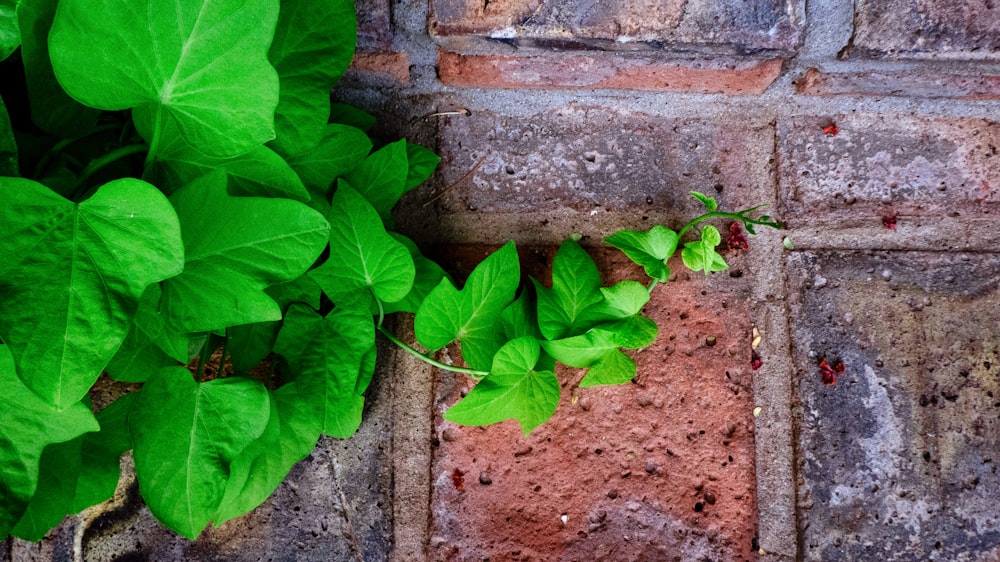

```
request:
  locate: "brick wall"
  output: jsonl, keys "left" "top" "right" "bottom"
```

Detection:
{"left": 7, "top": 0, "right": 998, "bottom": 561}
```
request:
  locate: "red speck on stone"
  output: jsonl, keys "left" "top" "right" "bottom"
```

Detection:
{"left": 882, "top": 213, "right": 897, "bottom": 230}
{"left": 822, "top": 123, "right": 838, "bottom": 136}
{"left": 818, "top": 357, "right": 845, "bottom": 385}
{"left": 751, "top": 350, "right": 763, "bottom": 370}
{"left": 727, "top": 222, "right": 749, "bottom": 251}
{"left": 451, "top": 468, "right": 465, "bottom": 491}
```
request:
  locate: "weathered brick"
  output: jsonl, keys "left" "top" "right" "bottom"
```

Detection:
{"left": 778, "top": 114, "right": 1000, "bottom": 223}
{"left": 848, "top": 0, "right": 1000, "bottom": 59}
{"left": 796, "top": 67, "right": 1000, "bottom": 100}
{"left": 789, "top": 251, "right": 1000, "bottom": 561}
{"left": 346, "top": 50, "right": 411, "bottom": 86}
{"left": 356, "top": 0, "right": 393, "bottom": 51}
{"left": 430, "top": 0, "right": 804, "bottom": 54}
{"left": 406, "top": 106, "right": 776, "bottom": 245}
{"left": 438, "top": 50, "right": 783, "bottom": 93}
{"left": 430, "top": 246, "right": 760, "bottom": 561}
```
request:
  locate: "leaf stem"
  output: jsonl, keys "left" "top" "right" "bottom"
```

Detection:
{"left": 677, "top": 207, "right": 782, "bottom": 240}
{"left": 376, "top": 325, "right": 489, "bottom": 378}
{"left": 70, "top": 144, "right": 149, "bottom": 200}
{"left": 195, "top": 338, "right": 210, "bottom": 383}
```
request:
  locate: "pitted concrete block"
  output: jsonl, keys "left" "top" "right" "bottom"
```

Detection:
{"left": 789, "top": 251, "right": 1000, "bottom": 561}
{"left": 849, "top": 0, "right": 1000, "bottom": 60}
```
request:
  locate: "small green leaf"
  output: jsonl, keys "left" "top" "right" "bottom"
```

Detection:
{"left": 0, "top": 0, "right": 18, "bottom": 61}
{"left": 49, "top": 0, "right": 280, "bottom": 158}
{"left": 0, "top": 177, "right": 183, "bottom": 408}
{"left": 329, "top": 103, "right": 375, "bottom": 131}
{"left": 308, "top": 181, "right": 415, "bottom": 311}
{"left": 414, "top": 241, "right": 520, "bottom": 372}
{"left": 285, "top": 124, "right": 372, "bottom": 201}
{"left": 161, "top": 172, "right": 329, "bottom": 332}
{"left": 267, "top": 0, "right": 356, "bottom": 156}
{"left": 380, "top": 233, "right": 447, "bottom": 315}
{"left": 681, "top": 225, "right": 728, "bottom": 275}
{"left": 17, "top": 0, "right": 99, "bottom": 138}
{"left": 783, "top": 236, "right": 794, "bottom": 250}
{"left": 343, "top": 140, "right": 409, "bottom": 227}
{"left": 605, "top": 226, "right": 679, "bottom": 283}
{"left": 0, "top": 346, "right": 99, "bottom": 537}
{"left": 595, "top": 281, "right": 650, "bottom": 319}
{"left": 690, "top": 190, "right": 718, "bottom": 211}
{"left": 532, "top": 239, "right": 605, "bottom": 340}
{"left": 444, "top": 337, "right": 559, "bottom": 435}
{"left": 130, "top": 368, "right": 271, "bottom": 539}
{"left": 0, "top": 93, "right": 17, "bottom": 176}
{"left": 578, "top": 350, "right": 636, "bottom": 387}
{"left": 540, "top": 318, "right": 657, "bottom": 387}
{"left": 274, "top": 304, "right": 374, "bottom": 438}
{"left": 405, "top": 141, "right": 441, "bottom": 190}
{"left": 500, "top": 289, "right": 541, "bottom": 341}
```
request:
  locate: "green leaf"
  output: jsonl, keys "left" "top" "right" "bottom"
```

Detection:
{"left": 532, "top": 239, "right": 605, "bottom": 340}
{"left": 381, "top": 233, "right": 447, "bottom": 315}
{"left": 17, "top": 0, "right": 100, "bottom": 138}
{"left": 274, "top": 304, "right": 374, "bottom": 438}
{"left": 11, "top": 394, "right": 134, "bottom": 541}
{"left": 106, "top": 285, "right": 189, "bottom": 383}
{"left": 267, "top": 0, "right": 356, "bottom": 156}
{"left": 405, "top": 141, "right": 440, "bottom": 190}
{"left": 444, "top": 337, "right": 559, "bottom": 435}
{"left": 149, "top": 123, "right": 309, "bottom": 201}
{"left": 594, "top": 280, "right": 650, "bottom": 319}
{"left": 681, "top": 225, "right": 728, "bottom": 275}
{"left": 214, "top": 383, "right": 321, "bottom": 525}
{"left": 541, "top": 317, "right": 657, "bottom": 387}
{"left": 130, "top": 367, "right": 271, "bottom": 539}
{"left": 343, "top": 139, "right": 408, "bottom": 227}
{"left": 329, "top": 103, "right": 375, "bottom": 131}
{"left": 0, "top": 0, "right": 18, "bottom": 61}
{"left": 308, "top": 181, "right": 415, "bottom": 311}
{"left": 285, "top": 124, "right": 371, "bottom": 197}
{"left": 414, "top": 241, "right": 520, "bottom": 372}
{"left": 0, "top": 345, "right": 99, "bottom": 537}
{"left": 161, "top": 172, "right": 329, "bottom": 332}
{"left": 0, "top": 93, "right": 16, "bottom": 176}
{"left": 578, "top": 350, "right": 636, "bottom": 387}
{"left": 500, "top": 289, "right": 541, "bottom": 341}
{"left": 0, "top": 177, "right": 183, "bottom": 408}
{"left": 690, "top": 190, "right": 718, "bottom": 211}
{"left": 605, "top": 226, "right": 679, "bottom": 283}
{"left": 49, "top": 0, "right": 280, "bottom": 158}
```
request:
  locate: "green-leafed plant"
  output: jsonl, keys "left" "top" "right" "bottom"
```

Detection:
{"left": 0, "top": 0, "right": 780, "bottom": 542}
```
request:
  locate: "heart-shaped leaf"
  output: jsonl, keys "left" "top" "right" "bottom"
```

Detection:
{"left": 380, "top": 233, "right": 447, "bottom": 315}
{"left": 130, "top": 367, "right": 271, "bottom": 539}
{"left": 405, "top": 142, "right": 440, "bottom": 190}
{"left": 343, "top": 139, "right": 409, "bottom": 227}
{"left": 605, "top": 226, "right": 679, "bottom": 283}
{"left": 444, "top": 337, "right": 559, "bottom": 435}
{"left": 161, "top": 172, "right": 329, "bottom": 332}
{"left": 681, "top": 225, "right": 728, "bottom": 275}
{"left": 0, "top": 177, "right": 183, "bottom": 408}
{"left": 415, "top": 241, "right": 520, "bottom": 372}
{"left": 0, "top": 346, "right": 99, "bottom": 537}
{"left": 308, "top": 181, "right": 415, "bottom": 311}
{"left": 285, "top": 124, "right": 372, "bottom": 211}
{"left": 532, "top": 238, "right": 605, "bottom": 340}
{"left": 267, "top": 0, "right": 356, "bottom": 156}
{"left": 49, "top": 0, "right": 279, "bottom": 158}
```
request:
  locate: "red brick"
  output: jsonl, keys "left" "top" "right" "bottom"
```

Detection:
{"left": 430, "top": 0, "right": 803, "bottom": 54}
{"left": 438, "top": 50, "right": 783, "bottom": 93}
{"left": 356, "top": 0, "right": 392, "bottom": 50}
{"left": 796, "top": 67, "right": 1000, "bottom": 100}
{"left": 430, "top": 247, "right": 759, "bottom": 561}
{"left": 848, "top": 0, "right": 999, "bottom": 59}
{"left": 346, "top": 50, "right": 410, "bottom": 85}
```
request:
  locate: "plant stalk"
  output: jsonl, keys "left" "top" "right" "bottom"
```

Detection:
{"left": 376, "top": 325, "right": 488, "bottom": 378}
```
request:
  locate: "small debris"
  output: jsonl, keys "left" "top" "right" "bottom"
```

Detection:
{"left": 751, "top": 350, "right": 763, "bottom": 370}
{"left": 607, "top": 489, "right": 619, "bottom": 499}
{"left": 782, "top": 236, "right": 794, "bottom": 250}
{"left": 514, "top": 445, "right": 533, "bottom": 457}
{"left": 706, "top": 335, "right": 717, "bottom": 347}
{"left": 645, "top": 461, "right": 658, "bottom": 474}
{"left": 560, "top": 514, "right": 568, "bottom": 525}
{"left": 727, "top": 222, "right": 749, "bottom": 251}
{"left": 882, "top": 213, "right": 897, "bottom": 230}
{"left": 441, "top": 428, "right": 459, "bottom": 442}
{"left": 822, "top": 123, "right": 838, "bottom": 136}
{"left": 451, "top": 468, "right": 465, "bottom": 491}
{"left": 704, "top": 491, "right": 717, "bottom": 504}
{"left": 751, "top": 326, "right": 762, "bottom": 350}
{"left": 753, "top": 407, "right": 762, "bottom": 417}
{"left": 479, "top": 472, "right": 493, "bottom": 486}
{"left": 818, "top": 357, "right": 845, "bottom": 385}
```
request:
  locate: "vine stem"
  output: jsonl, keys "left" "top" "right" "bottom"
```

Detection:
{"left": 71, "top": 144, "right": 148, "bottom": 199}
{"left": 376, "top": 325, "right": 488, "bottom": 378}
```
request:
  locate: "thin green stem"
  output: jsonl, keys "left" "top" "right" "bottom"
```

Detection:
{"left": 71, "top": 144, "right": 148, "bottom": 199}
{"left": 142, "top": 106, "right": 164, "bottom": 174}
{"left": 647, "top": 278, "right": 658, "bottom": 294}
{"left": 376, "top": 325, "right": 489, "bottom": 378}
{"left": 32, "top": 123, "right": 121, "bottom": 180}
{"left": 677, "top": 211, "right": 752, "bottom": 240}
{"left": 195, "top": 338, "right": 210, "bottom": 383}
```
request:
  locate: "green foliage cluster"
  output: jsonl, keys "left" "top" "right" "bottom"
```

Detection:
{"left": 0, "top": 0, "right": 780, "bottom": 542}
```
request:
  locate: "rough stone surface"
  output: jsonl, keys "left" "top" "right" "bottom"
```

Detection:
{"left": 848, "top": 0, "right": 1000, "bottom": 59}
{"left": 438, "top": 50, "right": 783, "bottom": 93}
{"left": 778, "top": 114, "right": 1000, "bottom": 224}
{"left": 788, "top": 250, "right": 1000, "bottom": 561}
{"left": 357, "top": 0, "right": 394, "bottom": 50}
{"left": 430, "top": 0, "right": 804, "bottom": 54}
{"left": 346, "top": 51, "right": 412, "bottom": 86}
{"left": 795, "top": 67, "right": 1000, "bottom": 100}
{"left": 429, "top": 245, "right": 760, "bottom": 561}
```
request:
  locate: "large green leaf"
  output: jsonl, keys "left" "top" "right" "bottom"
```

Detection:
{"left": 308, "top": 181, "right": 414, "bottom": 312}
{"left": 17, "top": 0, "right": 99, "bottom": 138}
{"left": 343, "top": 140, "right": 409, "bottom": 227}
{"left": 532, "top": 239, "right": 605, "bottom": 340}
{"left": 214, "top": 383, "right": 322, "bottom": 526}
{"left": 106, "top": 284, "right": 190, "bottom": 383}
{"left": 0, "top": 94, "right": 16, "bottom": 176}
{"left": 444, "top": 337, "right": 559, "bottom": 435}
{"left": 11, "top": 394, "right": 134, "bottom": 541}
{"left": 0, "top": 0, "right": 17, "bottom": 61}
{"left": 285, "top": 124, "right": 371, "bottom": 197}
{"left": 0, "top": 346, "right": 99, "bottom": 537}
{"left": 267, "top": 0, "right": 356, "bottom": 156}
{"left": 605, "top": 225, "right": 679, "bottom": 283}
{"left": 681, "top": 225, "right": 728, "bottom": 274}
{"left": 130, "top": 367, "right": 270, "bottom": 539}
{"left": 0, "top": 178, "right": 183, "bottom": 408}
{"left": 48, "top": 0, "right": 279, "bottom": 158}
{"left": 161, "top": 172, "right": 329, "bottom": 332}
{"left": 414, "top": 241, "right": 520, "bottom": 372}
{"left": 274, "top": 304, "right": 374, "bottom": 438}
